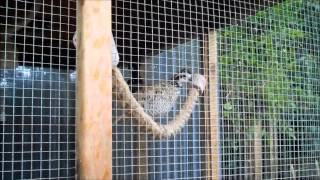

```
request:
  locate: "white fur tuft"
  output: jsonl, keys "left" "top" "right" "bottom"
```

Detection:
{"left": 191, "top": 74, "right": 206, "bottom": 93}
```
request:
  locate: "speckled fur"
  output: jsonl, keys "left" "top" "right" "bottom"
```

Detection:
{"left": 113, "top": 67, "right": 206, "bottom": 138}
{"left": 134, "top": 81, "right": 180, "bottom": 116}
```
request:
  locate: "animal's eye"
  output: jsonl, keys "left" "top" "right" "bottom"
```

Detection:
{"left": 175, "top": 74, "right": 186, "bottom": 80}
{"left": 181, "top": 74, "right": 186, "bottom": 78}
{"left": 174, "top": 75, "right": 180, "bottom": 80}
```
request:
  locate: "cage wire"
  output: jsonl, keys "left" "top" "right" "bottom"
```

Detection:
{"left": 112, "top": 0, "right": 209, "bottom": 179}
{"left": 112, "top": 0, "right": 320, "bottom": 179}
{"left": 0, "top": 0, "right": 319, "bottom": 179}
{"left": 217, "top": 0, "right": 320, "bottom": 179}
{"left": 0, "top": 0, "right": 76, "bottom": 179}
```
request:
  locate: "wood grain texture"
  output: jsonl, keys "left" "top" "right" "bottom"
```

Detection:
{"left": 76, "top": 0, "right": 112, "bottom": 179}
{"left": 209, "top": 31, "right": 220, "bottom": 180}
{"left": 254, "top": 121, "right": 262, "bottom": 180}
{"left": 203, "top": 35, "right": 212, "bottom": 180}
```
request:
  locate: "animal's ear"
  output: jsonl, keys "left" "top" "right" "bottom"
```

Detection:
{"left": 179, "top": 68, "right": 192, "bottom": 74}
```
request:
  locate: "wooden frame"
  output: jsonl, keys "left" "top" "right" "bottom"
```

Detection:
{"left": 75, "top": 2, "right": 221, "bottom": 178}
{"left": 207, "top": 31, "right": 220, "bottom": 180}
{"left": 76, "top": 0, "right": 112, "bottom": 179}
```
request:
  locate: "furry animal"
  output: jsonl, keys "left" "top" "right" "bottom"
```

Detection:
{"left": 113, "top": 67, "right": 206, "bottom": 138}
{"left": 134, "top": 69, "right": 192, "bottom": 117}
{"left": 72, "top": 30, "right": 207, "bottom": 138}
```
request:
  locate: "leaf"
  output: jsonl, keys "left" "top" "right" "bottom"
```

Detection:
{"left": 223, "top": 102, "right": 233, "bottom": 111}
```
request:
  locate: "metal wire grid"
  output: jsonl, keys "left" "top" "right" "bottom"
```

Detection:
{"left": 112, "top": 0, "right": 211, "bottom": 179}
{"left": 218, "top": 0, "right": 320, "bottom": 179}
{"left": 112, "top": 0, "right": 320, "bottom": 179}
{"left": 0, "top": 0, "right": 76, "bottom": 179}
{"left": 0, "top": 0, "right": 318, "bottom": 179}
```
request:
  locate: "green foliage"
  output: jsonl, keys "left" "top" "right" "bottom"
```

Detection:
{"left": 218, "top": 0, "right": 320, "bottom": 167}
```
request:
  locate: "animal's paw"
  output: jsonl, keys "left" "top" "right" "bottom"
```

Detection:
{"left": 111, "top": 36, "right": 119, "bottom": 67}
{"left": 190, "top": 74, "right": 206, "bottom": 93}
{"left": 72, "top": 31, "right": 77, "bottom": 48}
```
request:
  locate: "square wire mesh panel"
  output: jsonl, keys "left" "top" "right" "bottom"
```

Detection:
{"left": 0, "top": 0, "right": 77, "bottom": 179}
{"left": 112, "top": 1, "right": 210, "bottom": 179}
{"left": 218, "top": 1, "right": 320, "bottom": 179}
{"left": 112, "top": 0, "right": 320, "bottom": 179}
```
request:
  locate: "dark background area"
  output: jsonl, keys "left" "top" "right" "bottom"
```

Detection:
{"left": 0, "top": 0, "right": 282, "bottom": 69}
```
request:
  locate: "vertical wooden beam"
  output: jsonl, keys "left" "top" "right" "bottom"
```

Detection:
{"left": 76, "top": 0, "right": 112, "bottom": 179}
{"left": 203, "top": 35, "right": 211, "bottom": 180}
{"left": 254, "top": 121, "right": 262, "bottom": 180}
{"left": 270, "top": 119, "right": 278, "bottom": 179}
{"left": 209, "top": 31, "right": 220, "bottom": 180}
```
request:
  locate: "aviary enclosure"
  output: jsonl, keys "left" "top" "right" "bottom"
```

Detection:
{"left": 0, "top": 0, "right": 319, "bottom": 179}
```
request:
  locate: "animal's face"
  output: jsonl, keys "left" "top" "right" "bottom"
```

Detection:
{"left": 173, "top": 68, "right": 192, "bottom": 87}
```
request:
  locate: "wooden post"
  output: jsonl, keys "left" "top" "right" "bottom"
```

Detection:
{"left": 204, "top": 35, "right": 211, "bottom": 180}
{"left": 76, "top": 0, "right": 112, "bottom": 179}
{"left": 254, "top": 121, "right": 262, "bottom": 180}
{"left": 270, "top": 118, "right": 278, "bottom": 179}
{"left": 209, "top": 31, "right": 220, "bottom": 180}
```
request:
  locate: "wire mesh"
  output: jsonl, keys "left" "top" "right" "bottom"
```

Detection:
{"left": 0, "top": 0, "right": 76, "bottom": 179}
{"left": 112, "top": 0, "right": 319, "bottom": 179}
{"left": 0, "top": 0, "right": 319, "bottom": 179}
{"left": 112, "top": 1, "right": 209, "bottom": 179}
{"left": 218, "top": 0, "right": 320, "bottom": 179}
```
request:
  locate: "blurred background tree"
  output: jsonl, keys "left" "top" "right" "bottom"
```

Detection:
{"left": 218, "top": 0, "right": 320, "bottom": 178}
